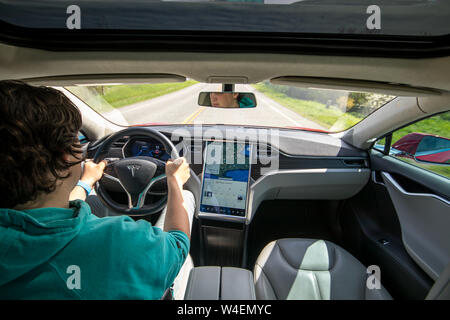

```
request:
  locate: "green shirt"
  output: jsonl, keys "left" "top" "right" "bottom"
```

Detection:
{"left": 0, "top": 200, "right": 189, "bottom": 299}
{"left": 239, "top": 96, "right": 256, "bottom": 108}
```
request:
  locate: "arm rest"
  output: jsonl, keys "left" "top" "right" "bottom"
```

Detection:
{"left": 184, "top": 266, "right": 221, "bottom": 300}
{"left": 221, "top": 267, "right": 256, "bottom": 300}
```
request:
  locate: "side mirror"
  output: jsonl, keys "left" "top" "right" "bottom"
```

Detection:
{"left": 198, "top": 92, "right": 257, "bottom": 108}
{"left": 413, "top": 135, "right": 450, "bottom": 165}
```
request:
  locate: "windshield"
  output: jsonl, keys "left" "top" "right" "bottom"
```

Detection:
{"left": 65, "top": 81, "right": 395, "bottom": 132}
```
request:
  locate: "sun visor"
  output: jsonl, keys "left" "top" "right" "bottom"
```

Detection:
{"left": 271, "top": 76, "right": 442, "bottom": 97}
{"left": 417, "top": 95, "right": 450, "bottom": 114}
{"left": 22, "top": 73, "right": 187, "bottom": 86}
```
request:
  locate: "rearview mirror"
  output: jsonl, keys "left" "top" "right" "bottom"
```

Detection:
{"left": 198, "top": 92, "right": 257, "bottom": 108}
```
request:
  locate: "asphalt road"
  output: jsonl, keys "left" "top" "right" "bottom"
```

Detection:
{"left": 104, "top": 83, "right": 325, "bottom": 130}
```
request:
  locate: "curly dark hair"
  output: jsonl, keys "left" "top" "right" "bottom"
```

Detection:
{"left": 0, "top": 80, "right": 84, "bottom": 208}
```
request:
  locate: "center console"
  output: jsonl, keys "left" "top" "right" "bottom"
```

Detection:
{"left": 184, "top": 266, "right": 256, "bottom": 300}
{"left": 196, "top": 141, "right": 253, "bottom": 267}
{"left": 198, "top": 141, "right": 252, "bottom": 222}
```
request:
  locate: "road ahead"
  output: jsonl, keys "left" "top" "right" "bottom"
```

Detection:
{"left": 104, "top": 83, "right": 325, "bottom": 130}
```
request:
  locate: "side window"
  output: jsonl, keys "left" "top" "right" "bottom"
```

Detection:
{"left": 375, "top": 111, "right": 450, "bottom": 179}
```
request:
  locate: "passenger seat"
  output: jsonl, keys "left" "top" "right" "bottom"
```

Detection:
{"left": 253, "top": 238, "right": 392, "bottom": 300}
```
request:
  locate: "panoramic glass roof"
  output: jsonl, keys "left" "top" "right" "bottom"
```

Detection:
{"left": 1, "top": 0, "right": 449, "bottom": 36}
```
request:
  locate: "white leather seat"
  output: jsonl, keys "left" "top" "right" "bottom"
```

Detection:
{"left": 254, "top": 238, "right": 392, "bottom": 300}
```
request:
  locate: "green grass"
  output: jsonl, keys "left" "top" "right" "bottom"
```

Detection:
{"left": 252, "top": 83, "right": 362, "bottom": 131}
{"left": 400, "top": 157, "right": 450, "bottom": 179}
{"left": 101, "top": 80, "right": 198, "bottom": 108}
{"left": 391, "top": 113, "right": 450, "bottom": 145}
{"left": 66, "top": 80, "right": 198, "bottom": 113}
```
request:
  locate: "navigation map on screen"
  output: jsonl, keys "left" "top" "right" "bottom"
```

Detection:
{"left": 200, "top": 142, "right": 251, "bottom": 217}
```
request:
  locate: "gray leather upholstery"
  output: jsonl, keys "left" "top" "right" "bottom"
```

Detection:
{"left": 253, "top": 238, "right": 392, "bottom": 300}
{"left": 184, "top": 267, "right": 221, "bottom": 300}
{"left": 426, "top": 263, "right": 450, "bottom": 300}
{"left": 221, "top": 267, "right": 256, "bottom": 300}
{"left": 184, "top": 267, "right": 256, "bottom": 300}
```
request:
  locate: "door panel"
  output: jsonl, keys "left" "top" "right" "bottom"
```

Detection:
{"left": 381, "top": 171, "right": 450, "bottom": 280}
{"left": 345, "top": 108, "right": 449, "bottom": 299}
{"left": 340, "top": 179, "right": 433, "bottom": 299}
{"left": 370, "top": 149, "right": 450, "bottom": 281}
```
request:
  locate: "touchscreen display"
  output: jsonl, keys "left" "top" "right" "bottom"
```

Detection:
{"left": 200, "top": 142, "right": 251, "bottom": 217}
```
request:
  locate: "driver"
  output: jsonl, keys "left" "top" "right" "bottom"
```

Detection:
{"left": 0, "top": 80, "right": 193, "bottom": 299}
{"left": 210, "top": 92, "right": 255, "bottom": 108}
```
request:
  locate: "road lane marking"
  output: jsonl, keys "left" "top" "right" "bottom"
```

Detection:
{"left": 248, "top": 84, "right": 326, "bottom": 130}
{"left": 256, "top": 93, "right": 302, "bottom": 127}
{"left": 183, "top": 107, "right": 205, "bottom": 124}
{"left": 188, "top": 107, "right": 205, "bottom": 124}
{"left": 182, "top": 108, "right": 201, "bottom": 124}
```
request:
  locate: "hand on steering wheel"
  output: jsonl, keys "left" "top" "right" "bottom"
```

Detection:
{"left": 93, "top": 127, "right": 181, "bottom": 216}
{"left": 80, "top": 159, "right": 108, "bottom": 187}
{"left": 166, "top": 158, "right": 190, "bottom": 189}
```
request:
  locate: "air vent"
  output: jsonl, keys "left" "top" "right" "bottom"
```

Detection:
{"left": 343, "top": 159, "right": 367, "bottom": 167}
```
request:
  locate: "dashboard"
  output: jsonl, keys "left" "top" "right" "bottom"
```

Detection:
{"left": 87, "top": 126, "right": 370, "bottom": 222}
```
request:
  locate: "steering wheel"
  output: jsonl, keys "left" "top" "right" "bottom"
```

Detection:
{"left": 93, "top": 127, "right": 180, "bottom": 216}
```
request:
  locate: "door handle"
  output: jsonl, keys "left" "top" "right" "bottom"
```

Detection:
{"left": 371, "top": 171, "right": 385, "bottom": 186}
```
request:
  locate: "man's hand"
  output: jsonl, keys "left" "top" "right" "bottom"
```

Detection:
{"left": 80, "top": 159, "right": 108, "bottom": 187}
{"left": 69, "top": 159, "right": 107, "bottom": 202}
{"left": 164, "top": 157, "right": 191, "bottom": 238}
{"left": 166, "top": 157, "right": 190, "bottom": 188}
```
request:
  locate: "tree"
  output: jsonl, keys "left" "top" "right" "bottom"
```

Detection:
{"left": 348, "top": 92, "right": 369, "bottom": 107}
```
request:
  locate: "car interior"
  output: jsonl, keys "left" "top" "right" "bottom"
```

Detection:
{"left": 1, "top": 0, "right": 449, "bottom": 300}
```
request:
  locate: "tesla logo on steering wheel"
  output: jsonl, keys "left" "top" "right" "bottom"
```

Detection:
{"left": 127, "top": 164, "right": 141, "bottom": 177}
